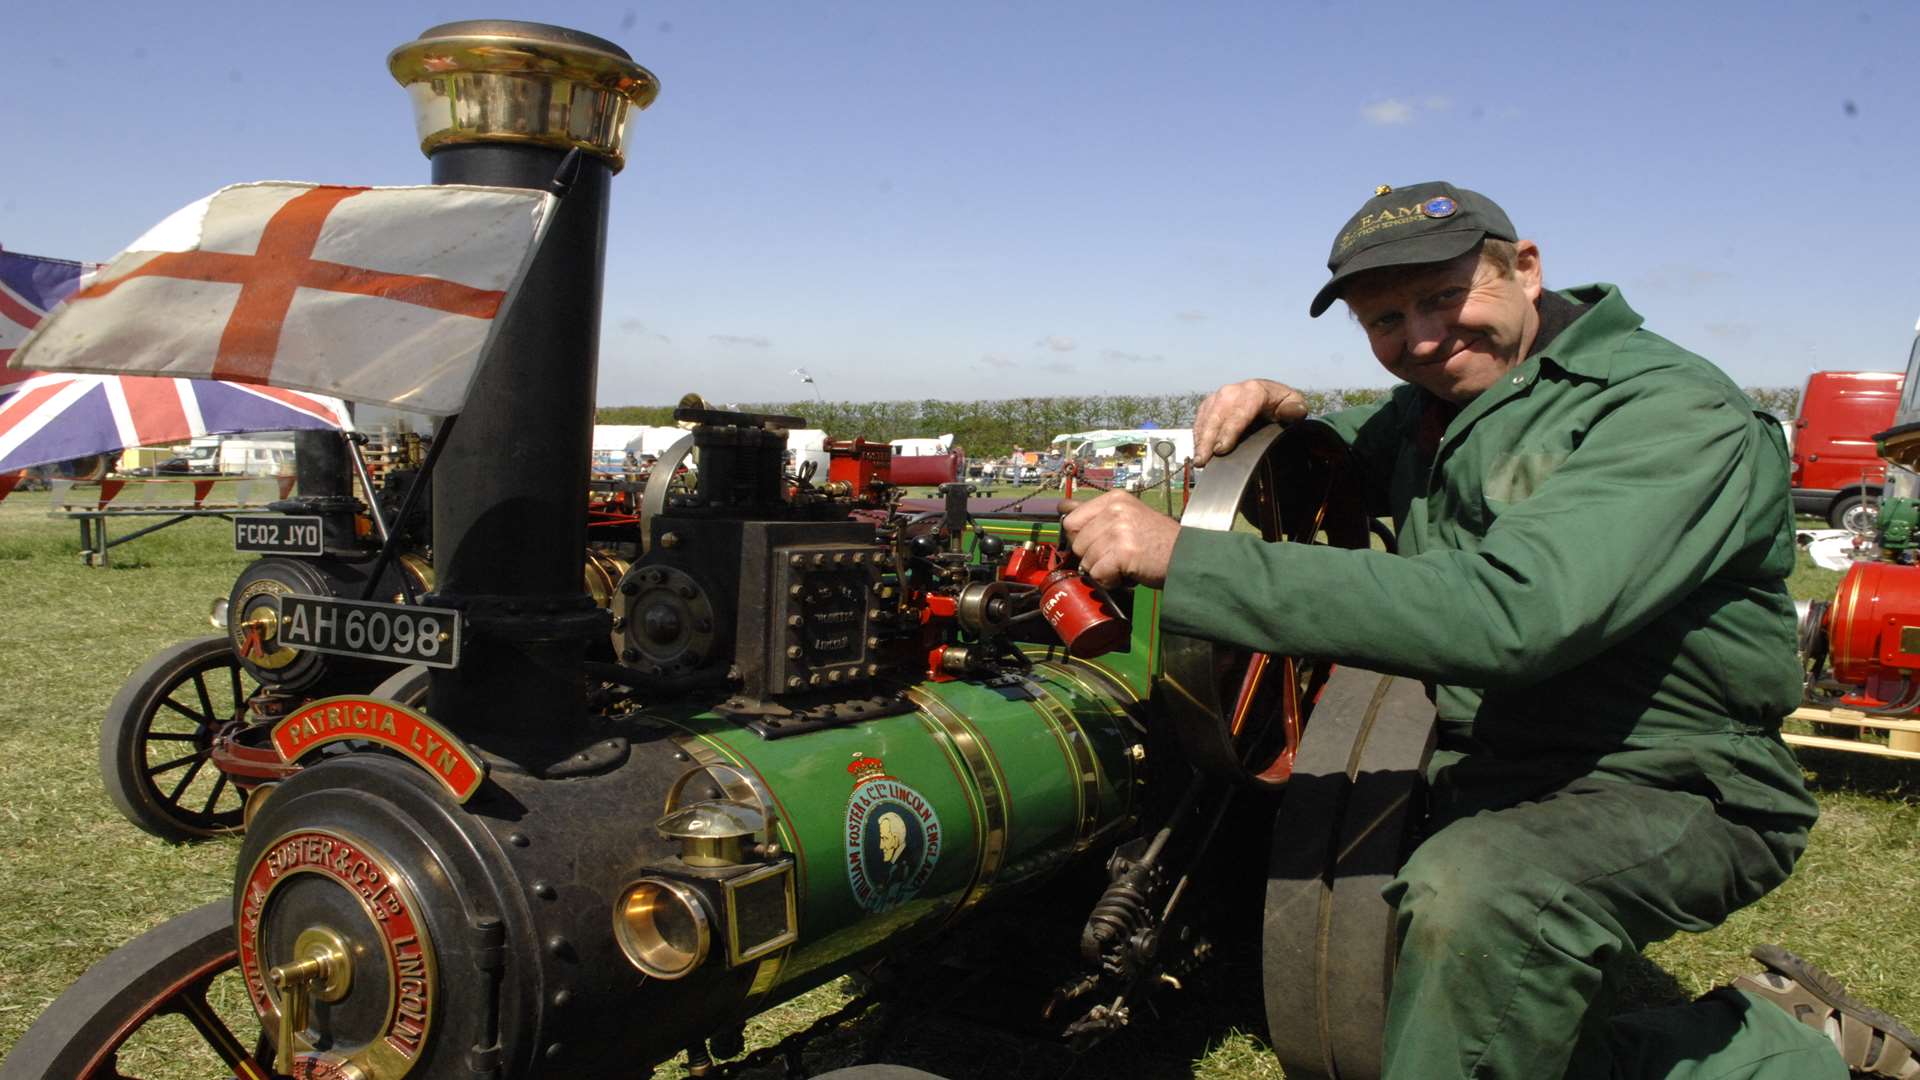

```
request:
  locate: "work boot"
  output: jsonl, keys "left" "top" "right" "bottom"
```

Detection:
{"left": 1735, "top": 944, "right": 1920, "bottom": 1078}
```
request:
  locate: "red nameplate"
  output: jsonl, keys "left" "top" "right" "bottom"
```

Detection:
{"left": 271, "top": 696, "right": 487, "bottom": 802}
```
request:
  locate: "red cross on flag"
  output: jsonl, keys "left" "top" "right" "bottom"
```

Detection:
{"left": 10, "top": 182, "right": 557, "bottom": 416}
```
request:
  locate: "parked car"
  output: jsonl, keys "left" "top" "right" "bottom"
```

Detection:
{"left": 156, "top": 444, "right": 220, "bottom": 474}
{"left": 1790, "top": 370, "right": 1903, "bottom": 529}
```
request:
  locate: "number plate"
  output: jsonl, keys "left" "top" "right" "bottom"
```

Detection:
{"left": 234, "top": 514, "right": 324, "bottom": 556}
{"left": 276, "top": 594, "right": 462, "bottom": 669}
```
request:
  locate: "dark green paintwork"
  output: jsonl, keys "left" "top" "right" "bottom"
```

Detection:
{"left": 1878, "top": 496, "right": 1919, "bottom": 553}
{"left": 644, "top": 597, "right": 1157, "bottom": 997}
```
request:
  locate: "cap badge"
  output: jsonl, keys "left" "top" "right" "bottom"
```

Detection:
{"left": 1374, "top": 184, "right": 1393, "bottom": 196}
{"left": 1421, "top": 196, "right": 1457, "bottom": 219}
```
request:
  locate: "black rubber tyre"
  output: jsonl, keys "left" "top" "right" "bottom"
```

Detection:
{"left": 0, "top": 902, "right": 267, "bottom": 1080}
{"left": 1829, "top": 492, "right": 1873, "bottom": 532}
{"left": 1263, "top": 666, "right": 1437, "bottom": 1080}
{"left": 99, "top": 636, "right": 253, "bottom": 841}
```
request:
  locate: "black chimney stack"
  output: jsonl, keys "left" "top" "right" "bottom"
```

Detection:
{"left": 388, "top": 21, "right": 658, "bottom": 742}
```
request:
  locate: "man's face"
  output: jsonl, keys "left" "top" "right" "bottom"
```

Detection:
{"left": 1342, "top": 241, "right": 1543, "bottom": 404}
{"left": 878, "top": 813, "right": 905, "bottom": 862}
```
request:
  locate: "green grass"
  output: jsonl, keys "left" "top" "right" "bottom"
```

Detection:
{"left": 0, "top": 499, "right": 250, "bottom": 1076}
{"left": 0, "top": 496, "right": 1915, "bottom": 1078}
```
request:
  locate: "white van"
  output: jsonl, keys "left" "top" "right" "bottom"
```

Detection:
{"left": 216, "top": 438, "right": 297, "bottom": 476}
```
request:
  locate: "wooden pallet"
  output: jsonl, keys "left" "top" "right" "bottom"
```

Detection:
{"left": 1784, "top": 705, "right": 1920, "bottom": 761}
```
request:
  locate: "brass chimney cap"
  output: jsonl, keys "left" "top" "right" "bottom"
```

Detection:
{"left": 388, "top": 20, "right": 660, "bottom": 170}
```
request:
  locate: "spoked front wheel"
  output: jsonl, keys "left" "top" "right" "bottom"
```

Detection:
{"left": 0, "top": 902, "right": 269, "bottom": 1080}
{"left": 100, "top": 636, "right": 257, "bottom": 841}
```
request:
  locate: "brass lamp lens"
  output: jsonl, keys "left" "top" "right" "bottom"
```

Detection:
{"left": 613, "top": 879, "right": 710, "bottom": 980}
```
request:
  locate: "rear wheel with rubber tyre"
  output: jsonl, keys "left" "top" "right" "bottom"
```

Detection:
{"left": 1263, "top": 667, "right": 1436, "bottom": 1080}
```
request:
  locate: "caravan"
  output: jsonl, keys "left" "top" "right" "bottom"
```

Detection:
{"left": 156, "top": 436, "right": 296, "bottom": 476}
{"left": 1054, "top": 428, "right": 1195, "bottom": 490}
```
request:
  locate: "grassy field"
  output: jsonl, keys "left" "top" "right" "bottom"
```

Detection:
{"left": 0, "top": 496, "right": 1913, "bottom": 1078}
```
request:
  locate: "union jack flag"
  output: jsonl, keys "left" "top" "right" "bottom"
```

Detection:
{"left": 0, "top": 246, "right": 348, "bottom": 475}
{"left": 0, "top": 248, "right": 92, "bottom": 378}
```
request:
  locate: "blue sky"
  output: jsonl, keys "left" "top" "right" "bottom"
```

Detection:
{"left": 5, "top": 1, "right": 1915, "bottom": 409}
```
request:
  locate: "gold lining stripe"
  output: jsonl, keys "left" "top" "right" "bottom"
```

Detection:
{"left": 1018, "top": 644, "right": 1145, "bottom": 706}
{"left": 1836, "top": 571, "right": 1866, "bottom": 675}
{"left": 1035, "top": 660, "right": 1147, "bottom": 796}
{"left": 1147, "top": 588, "right": 1162, "bottom": 672}
{"left": 907, "top": 703, "right": 986, "bottom": 922}
{"left": 1038, "top": 656, "right": 1144, "bottom": 713}
{"left": 1015, "top": 674, "right": 1103, "bottom": 850}
{"left": 907, "top": 687, "right": 1011, "bottom": 921}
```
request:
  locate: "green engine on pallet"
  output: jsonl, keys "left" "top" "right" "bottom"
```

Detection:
{"left": 1875, "top": 496, "right": 1920, "bottom": 557}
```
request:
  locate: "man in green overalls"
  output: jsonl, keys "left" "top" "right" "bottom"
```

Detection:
{"left": 1061, "top": 182, "right": 1918, "bottom": 1079}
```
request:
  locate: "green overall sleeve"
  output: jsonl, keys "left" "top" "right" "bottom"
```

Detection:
{"left": 1161, "top": 374, "right": 1777, "bottom": 690}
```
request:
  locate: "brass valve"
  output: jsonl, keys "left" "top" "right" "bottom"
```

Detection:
{"left": 267, "top": 927, "right": 352, "bottom": 1075}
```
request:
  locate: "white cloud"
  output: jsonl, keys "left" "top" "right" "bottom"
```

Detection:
{"left": 978, "top": 353, "right": 1017, "bottom": 370}
{"left": 1175, "top": 310, "right": 1208, "bottom": 323}
{"left": 1040, "top": 360, "right": 1078, "bottom": 375}
{"left": 1361, "top": 99, "right": 1415, "bottom": 126}
{"left": 1360, "top": 95, "right": 1457, "bottom": 126}
{"left": 617, "top": 318, "right": 671, "bottom": 344}
{"left": 710, "top": 333, "right": 771, "bottom": 348}
{"left": 1102, "top": 349, "right": 1164, "bottom": 365}
{"left": 1036, "top": 335, "right": 1077, "bottom": 352}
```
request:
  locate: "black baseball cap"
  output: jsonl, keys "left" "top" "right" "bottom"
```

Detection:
{"left": 1308, "top": 181, "right": 1516, "bottom": 317}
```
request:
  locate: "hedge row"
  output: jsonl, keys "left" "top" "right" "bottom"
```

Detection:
{"left": 601, "top": 387, "right": 1802, "bottom": 458}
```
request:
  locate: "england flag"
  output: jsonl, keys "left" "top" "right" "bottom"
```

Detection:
{"left": 10, "top": 181, "right": 558, "bottom": 417}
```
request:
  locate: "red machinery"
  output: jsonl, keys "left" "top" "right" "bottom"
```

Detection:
{"left": 1810, "top": 560, "right": 1920, "bottom": 711}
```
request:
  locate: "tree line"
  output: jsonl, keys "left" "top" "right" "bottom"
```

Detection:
{"left": 600, "top": 387, "right": 1803, "bottom": 458}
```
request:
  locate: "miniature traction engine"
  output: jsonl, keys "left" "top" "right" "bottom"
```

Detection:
{"left": 3, "top": 20, "right": 1441, "bottom": 1080}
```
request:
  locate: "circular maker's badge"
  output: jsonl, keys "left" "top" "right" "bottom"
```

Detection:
{"left": 1421, "top": 196, "right": 1458, "bottom": 219}
{"left": 843, "top": 754, "right": 942, "bottom": 913}
{"left": 238, "top": 829, "right": 435, "bottom": 1079}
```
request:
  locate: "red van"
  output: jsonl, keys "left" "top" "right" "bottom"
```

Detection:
{"left": 1791, "top": 370, "right": 1904, "bottom": 528}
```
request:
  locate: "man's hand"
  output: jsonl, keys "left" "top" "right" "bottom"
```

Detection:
{"left": 1192, "top": 378, "right": 1309, "bottom": 465}
{"left": 1059, "top": 492, "right": 1181, "bottom": 589}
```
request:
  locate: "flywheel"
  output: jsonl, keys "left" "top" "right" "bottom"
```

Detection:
{"left": 640, "top": 432, "right": 697, "bottom": 551}
{"left": 1153, "top": 421, "right": 1373, "bottom": 793}
{"left": 1146, "top": 421, "right": 1436, "bottom": 1079}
